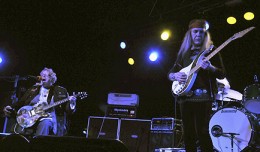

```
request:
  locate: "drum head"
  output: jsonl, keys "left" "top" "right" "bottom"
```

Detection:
{"left": 209, "top": 108, "right": 252, "bottom": 152}
{"left": 244, "top": 84, "right": 260, "bottom": 99}
{"left": 244, "top": 84, "right": 260, "bottom": 114}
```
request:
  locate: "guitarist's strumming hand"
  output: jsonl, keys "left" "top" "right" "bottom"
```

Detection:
{"left": 169, "top": 72, "right": 187, "bottom": 83}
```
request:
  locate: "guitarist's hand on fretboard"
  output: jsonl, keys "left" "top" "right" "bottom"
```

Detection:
{"left": 68, "top": 95, "right": 77, "bottom": 109}
{"left": 199, "top": 60, "right": 211, "bottom": 70}
{"left": 199, "top": 59, "right": 216, "bottom": 72}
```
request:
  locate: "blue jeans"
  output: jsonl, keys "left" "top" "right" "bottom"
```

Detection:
{"left": 35, "top": 119, "right": 53, "bottom": 136}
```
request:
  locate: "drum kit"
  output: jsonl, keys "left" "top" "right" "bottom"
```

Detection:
{"left": 209, "top": 82, "right": 260, "bottom": 152}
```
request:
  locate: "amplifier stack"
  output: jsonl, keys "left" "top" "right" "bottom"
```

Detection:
{"left": 86, "top": 116, "right": 184, "bottom": 152}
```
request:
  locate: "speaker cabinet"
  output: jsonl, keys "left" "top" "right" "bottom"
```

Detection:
{"left": 31, "top": 135, "right": 129, "bottom": 152}
{"left": 120, "top": 118, "right": 151, "bottom": 152}
{"left": 86, "top": 116, "right": 120, "bottom": 140}
{"left": 86, "top": 116, "right": 152, "bottom": 152}
{"left": 149, "top": 131, "right": 175, "bottom": 152}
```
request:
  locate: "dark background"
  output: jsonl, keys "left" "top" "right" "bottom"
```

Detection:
{"left": 0, "top": 0, "right": 259, "bottom": 136}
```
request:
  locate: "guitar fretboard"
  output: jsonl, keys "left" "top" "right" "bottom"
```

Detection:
{"left": 188, "top": 26, "right": 255, "bottom": 77}
{"left": 188, "top": 38, "right": 232, "bottom": 76}
{"left": 42, "top": 94, "right": 80, "bottom": 111}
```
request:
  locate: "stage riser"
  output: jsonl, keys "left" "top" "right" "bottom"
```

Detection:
{"left": 0, "top": 134, "right": 129, "bottom": 152}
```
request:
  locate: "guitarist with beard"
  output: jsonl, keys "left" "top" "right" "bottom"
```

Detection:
{"left": 2, "top": 67, "right": 77, "bottom": 136}
{"left": 168, "top": 19, "right": 226, "bottom": 152}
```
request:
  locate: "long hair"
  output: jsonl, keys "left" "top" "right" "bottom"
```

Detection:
{"left": 177, "top": 29, "right": 213, "bottom": 58}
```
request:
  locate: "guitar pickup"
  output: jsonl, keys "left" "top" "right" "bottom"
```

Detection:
{"left": 29, "top": 110, "right": 36, "bottom": 116}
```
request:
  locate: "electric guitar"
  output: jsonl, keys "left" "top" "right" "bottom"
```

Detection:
{"left": 172, "top": 26, "right": 255, "bottom": 96}
{"left": 16, "top": 92, "right": 88, "bottom": 128}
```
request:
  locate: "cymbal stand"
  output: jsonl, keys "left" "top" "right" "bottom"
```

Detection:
{"left": 220, "top": 87, "right": 226, "bottom": 109}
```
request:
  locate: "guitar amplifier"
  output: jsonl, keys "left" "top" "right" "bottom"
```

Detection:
{"left": 151, "top": 118, "right": 174, "bottom": 131}
{"left": 86, "top": 116, "right": 120, "bottom": 140}
{"left": 107, "top": 93, "right": 139, "bottom": 106}
{"left": 106, "top": 105, "right": 137, "bottom": 118}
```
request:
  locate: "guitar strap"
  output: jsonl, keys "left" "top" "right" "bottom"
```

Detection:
{"left": 47, "top": 86, "right": 55, "bottom": 104}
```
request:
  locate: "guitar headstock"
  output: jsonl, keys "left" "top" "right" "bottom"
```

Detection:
{"left": 231, "top": 26, "right": 255, "bottom": 40}
{"left": 73, "top": 92, "right": 88, "bottom": 100}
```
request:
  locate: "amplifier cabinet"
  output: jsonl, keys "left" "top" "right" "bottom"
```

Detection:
{"left": 106, "top": 105, "right": 137, "bottom": 118}
{"left": 149, "top": 131, "right": 175, "bottom": 152}
{"left": 120, "top": 118, "right": 151, "bottom": 152}
{"left": 86, "top": 116, "right": 151, "bottom": 152}
{"left": 86, "top": 116, "right": 120, "bottom": 140}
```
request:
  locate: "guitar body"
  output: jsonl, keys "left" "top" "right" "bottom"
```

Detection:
{"left": 16, "top": 92, "right": 88, "bottom": 129}
{"left": 171, "top": 26, "right": 255, "bottom": 96}
{"left": 172, "top": 50, "right": 206, "bottom": 96}
{"left": 16, "top": 105, "right": 49, "bottom": 128}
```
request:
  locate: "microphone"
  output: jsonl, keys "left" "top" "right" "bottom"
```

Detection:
{"left": 27, "top": 75, "right": 43, "bottom": 81}
{"left": 211, "top": 125, "right": 222, "bottom": 137}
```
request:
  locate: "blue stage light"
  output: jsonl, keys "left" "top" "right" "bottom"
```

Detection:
{"left": 149, "top": 52, "right": 158, "bottom": 62}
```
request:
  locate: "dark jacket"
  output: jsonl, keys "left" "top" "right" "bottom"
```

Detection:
{"left": 168, "top": 50, "right": 226, "bottom": 100}
{"left": 11, "top": 85, "right": 75, "bottom": 136}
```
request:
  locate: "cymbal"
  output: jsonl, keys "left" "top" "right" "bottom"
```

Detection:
{"left": 215, "top": 88, "right": 242, "bottom": 101}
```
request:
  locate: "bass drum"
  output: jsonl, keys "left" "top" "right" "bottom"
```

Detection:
{"left": 209, "top": 108, "right": 257, "bottom": 152}
{"left": 243, "top": 84, "right": 260, "bottom": 114}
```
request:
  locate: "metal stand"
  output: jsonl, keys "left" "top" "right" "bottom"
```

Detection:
{"left": 173, "top": 95, "right": 178, "bottom": 147}
{"left": 1, "top": 75, "right": 20, "bottom": 133}
{"left": 222, "top": 132, "right": 240, "bottom": 152}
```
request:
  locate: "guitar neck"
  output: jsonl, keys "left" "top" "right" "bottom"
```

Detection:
{"left": 40, "top": 92, "right": 87, "bottom": 111}
{"left": 205, "top": 39, "right": 232, "bottom": 61}
{"left": 189, "top": 38, "right": 232, "bottom": 76}
{"left": 42, "top": 98, "right": 70, "bottom": 111}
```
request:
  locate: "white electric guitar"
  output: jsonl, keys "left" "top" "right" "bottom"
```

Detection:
{"left": 172, "top": 26, "right": 255, "bottom": 96}
{"left": 16, "top": 92, "right": 88, "bottom": 128}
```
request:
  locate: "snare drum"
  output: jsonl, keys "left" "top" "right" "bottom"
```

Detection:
{"left": 243, "top": 84, "right": 260, "bottom": 114}
{"left": 209, "top": 107, "right": 258, "bottom": 152}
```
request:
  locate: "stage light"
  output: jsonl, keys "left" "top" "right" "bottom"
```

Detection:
{"left": 128, "top": 58, "right": 134, "bottom": 65}
{"left": 120, "top": 42, "right": 126, "bottom": 49}
{"left": 227, "top": 17, "right": 237, "bottom": 24}
{"left": 149, "top": 52, "right": 158, "bottom": 62}
{"left": 0, "top": 57, "right": 2, "bottom": 64}
{"left": 160, "top": 30, "right": 170, "bottom": 40}
{"left": 244, "top": 12, "right": 254, "bottom": 21}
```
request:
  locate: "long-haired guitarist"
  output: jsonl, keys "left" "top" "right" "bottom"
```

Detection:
{"left": 168, "top": 19, "right": 226, "bottom": 152}
{"left": 2, "top": 67, "right": 77, "bottom": 136}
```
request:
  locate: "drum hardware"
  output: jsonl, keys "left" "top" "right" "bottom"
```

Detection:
{"left": 209, "top": 107, "right": 258, "bottom": 152}
{"left": 215, "top": 88, "right": 243, "bottom": 102}
{"left": 223, "top": 132, "right": 240, "bottom": 152}
{"left": 213, "top": 88, "right": 243, "bottom": 111}
{"left": 243, "top": 82, "right": 260, "bottom": 114}
{"left": 211, "top": 125, "right": 241, "bottom": 152}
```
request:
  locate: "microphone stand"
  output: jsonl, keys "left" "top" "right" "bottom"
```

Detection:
{"left": 173, "top": 95, "right": 178, "bottom": 147}
{"left": 0, "top": 75, "right": 27, "bottom": 133}
{"left": 221, "top": 132, "right": 240, "bottom": 152}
